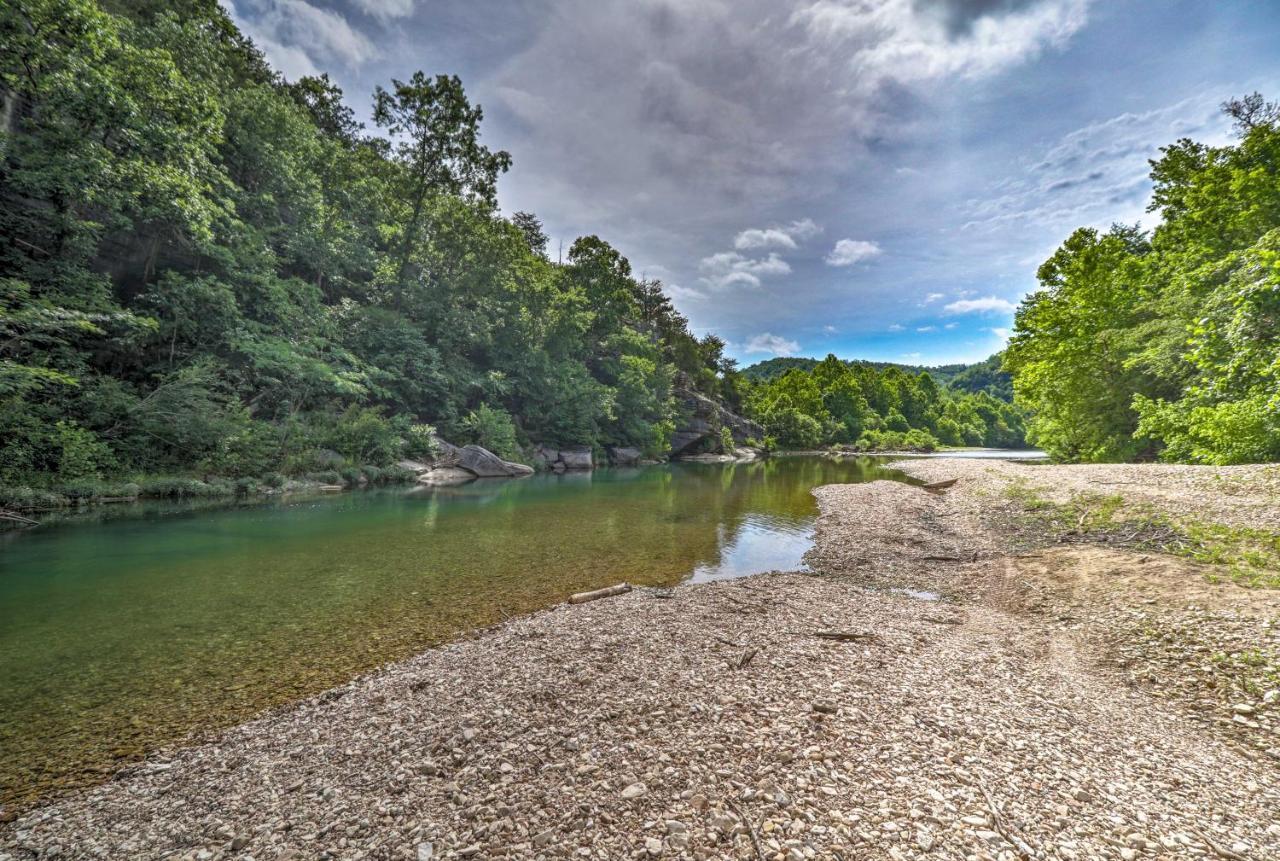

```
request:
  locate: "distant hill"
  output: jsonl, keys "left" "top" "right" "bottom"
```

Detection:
{"left": 741, "top": 353, "right": 1013, "bottom": 400}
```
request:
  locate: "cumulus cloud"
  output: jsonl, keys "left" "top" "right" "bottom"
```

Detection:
{"left": 888, "top": 323, "right": 906, "bottom": 332}
{"left": 699, "top": 252, "right": 791, "bottom": 290}
{"left": 987, "top": 326, "right": 1012, "bottom": 343}
{"left": 733, "top": 218, "right": 822, "bottom": 250}
{"left": 916, "top": 325, "right": 938, "bottom": 332}
{"left": 944, "top": 322, "right": 959, "bottom": 329}
{"left": 943, "top": 296, "right": 1017, "bottom": 314}
{"left": 744, "top": 333, "right": 802, "bottom": 356}
{"left": 825, "top": 239, "right": 882, "bottom": 267}
{"left": 225, "top": 0, "right": 375, "bottom": 75}
{"left": 920, "top": 292, "right": 946, "bottom": 305}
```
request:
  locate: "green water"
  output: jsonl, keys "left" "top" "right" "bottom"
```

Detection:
{"left": 0, "top": 456, "right": 914, "bottom": 804}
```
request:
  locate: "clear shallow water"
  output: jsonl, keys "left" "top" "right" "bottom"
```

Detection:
{"left": 0, "top": 456, "right": 916, "bottom": 803}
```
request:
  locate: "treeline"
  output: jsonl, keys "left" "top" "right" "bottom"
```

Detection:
{"left": 741, "top": 355, "right": 1026, "bottom": 451}
{"left": 1006, "top": 94, "right": 1280, "bottom": 464}
{"left": 0, "top": 0, "right": 741, "bottom": 491}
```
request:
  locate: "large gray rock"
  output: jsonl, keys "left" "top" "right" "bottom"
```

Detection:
{"left": 608, "top": 446, "right": 642, "bottom": 466}
{"left": 670, "top": 387, "right": 764, "bottom": 456}
{"left": 396, "top": 459, "right": 433, "bottom": 475}
{"left": 417, "top": 467, "right": 476, "bottom": 486}
{"left": 436, "top": 440, "right": 534, "bottom": 478}
{"left": 559, "top": 446, "right": 593, "bottom": 470}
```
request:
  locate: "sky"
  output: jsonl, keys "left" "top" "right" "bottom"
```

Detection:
{"left": 222, "top": 0, "right": 1280, "bottom": 366}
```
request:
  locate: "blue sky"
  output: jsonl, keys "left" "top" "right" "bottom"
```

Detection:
{"left": 223, "top": 0, "right": 1280, "bottom": 366}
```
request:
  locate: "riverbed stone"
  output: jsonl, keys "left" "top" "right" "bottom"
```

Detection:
{"left": 559, "top": 446, "right": 593, "bottom": 470}
{"left": 608, "top": 446, "right": 642, "bottom": 466}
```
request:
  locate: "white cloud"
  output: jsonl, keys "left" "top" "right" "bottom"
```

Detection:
{"left": 900, "top": 352, "right": 924, "bottom": 361}
{"left": 888, "top": 323, "right": 905, "bottom": 332}
{"left": 943, "top": 296, "right": 1017, "bottom": 315}
{"left": 825, "top": 239, "right": 881, "bottom": 267}
{"left": 226, "top": 0, "right": 375, "bottom": 74}
{"left": 916, "top": 325, "right": 937, "bottom": 333}
{"left": 944, "top": 322, "right": 958, "bottom": 330}
{"left": 665, "top": 283, "right": 707, "bottom": 303}
{"left": 352, "top": 0, "right": 416, "bottom": 21}
{"left": 733, "top": 218, "right": 822, "bottom": 251}
{"left": 699, "top": 251, "right": 791, "bottom": 290}
{"left": 744, "top": 333, "right": 801, "bottom": 357}
{"left": 822, "top": 324, "right": 837, "bottom": 334}
{"left": 920, "top": 292, "right": 945, "bottom": 305}
{"left": 987, "top": 327, "right": 1012, "bottom": 341}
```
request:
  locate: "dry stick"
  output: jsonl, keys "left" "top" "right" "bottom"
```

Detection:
{"left": 1193, "top": 829, "right": 1248, "bottom": 861}
{"left": 977, "top": 783, "right": 1035, "bottom": 860}
{"left": 735, "top": 647, "right": 759, "bottom": 670}
{"left": 726, "top": 799, "right": 765, "bottom": 861}
{"left": 805, "top": 630, "right": 880, "bottom": 642}
{"left": 568, "top": 583, "right": 631, "bottom": 605}
{"left": 0, "top": 509, "right": 38, "bottom": 527}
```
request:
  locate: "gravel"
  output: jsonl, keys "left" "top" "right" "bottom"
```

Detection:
{"left": 3, "top": 462, "right": 1278, "bottom": 860}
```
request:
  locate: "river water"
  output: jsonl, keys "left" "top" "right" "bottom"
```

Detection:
{"left": 0, "top": 456, "right": 926, "bottom": 803}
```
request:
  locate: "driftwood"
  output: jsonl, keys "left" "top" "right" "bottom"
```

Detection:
{"left": 921, "top": 477, "right": 958, "bottom": 493}
{"left": 568, "top": 582, "right": 632, "bottom": 605}
{"left": 0, "top": 509, "right": 39, "bottom": 527}
{"left": 808, "top": 630, "right": 879, "bottom": 643}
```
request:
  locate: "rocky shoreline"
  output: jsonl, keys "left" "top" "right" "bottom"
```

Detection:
{"left": 3, "top": 460, "right": 1278, "bottom": 860}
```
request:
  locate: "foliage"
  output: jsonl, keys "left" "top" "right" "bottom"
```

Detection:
{"left": 740, "top": 355, "right": 1025, "bottom": 452}
{"left": 0, "top": 0, "right": 742, "bottom": 487}
{"left": 1007, "top": 95, "right": 1280, "bottom": 464}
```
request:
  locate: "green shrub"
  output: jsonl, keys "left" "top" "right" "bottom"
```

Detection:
{"left": 136, "top": 477, "right": 228, "bottom": 499}
{"left": 339, "top": 466, "right": 364, "bottom": 486}
{"left": 234, "top": 477, "right": 260, "bottom": 496}
{"left": 262, "top": 472, "right": 286, "bottom": 489}
{"left": 404, "top": 423, "right": 439, "bottom": 459}
{"left": 0, "top": 486, "right": 70, "bottom": 510}
{"left": 719, "top": 427, "right": 735, "bottom": 454}
{"left": 378, "top": 465, "right": 417, "bottom": 485}
{"left": 360, "top": 465, "right": 383, "bottom": 484}
{"left": 304, "top": 470, "right": 342, "bottom": 485}
{"left": 462, "top": 404, "right": 519, "bottom": 459}
{"left": 53, "top": 421, "right": 115, "bottom": 480}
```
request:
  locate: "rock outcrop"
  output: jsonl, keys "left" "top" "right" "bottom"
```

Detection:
{"left": 536, "top": 445, "right": 594, "bottom": 471}
{"left": 607, "top": 446, "right": 643, "bottom": 466}
{"left": 670, "top": 388, "right": 764, "bottom": 456}
{"left": 417, "top": 467, "right": 476, "bottom": 486}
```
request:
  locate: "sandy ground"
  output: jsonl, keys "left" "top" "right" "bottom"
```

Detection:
{"left": 2, "top": 461, "right": 1278, "bottom": 860}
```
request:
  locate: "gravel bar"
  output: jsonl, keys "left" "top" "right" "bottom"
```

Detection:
{"left": 2, "top": 464, "right": 1278, "bottom": 860}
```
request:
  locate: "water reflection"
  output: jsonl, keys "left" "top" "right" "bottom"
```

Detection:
{"left": 0, "top": 456, "right": 913, "bottom": 804}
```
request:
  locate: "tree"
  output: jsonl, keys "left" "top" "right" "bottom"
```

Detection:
{"left": 372, "top": 73, "right": 511, "bottom": 285}
{"left": 511, "top": 211, "right": 548, "bottom": 258}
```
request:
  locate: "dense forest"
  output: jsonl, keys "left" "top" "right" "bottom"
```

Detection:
{"left": 743, "top": 355, "right": 1025, "bottom": 451}
{"left": 0, "top": 0, "right": 754, "bottom": 496}
{"left": 1006, "top": 94, "right": 1280, "bottom": 464}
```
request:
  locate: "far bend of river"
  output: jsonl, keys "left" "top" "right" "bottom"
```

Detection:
{"left": 0, "top": 456, "right": 920, "bottom": 804}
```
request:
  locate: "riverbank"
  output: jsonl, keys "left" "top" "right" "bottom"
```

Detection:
{"left": 3, "top": 461, "right": 1277, "bottom": 859}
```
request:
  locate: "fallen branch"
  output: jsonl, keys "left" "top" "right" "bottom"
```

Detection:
{"left": 922, "top": 615, "right": 963, "bottom": 625}
{"left": 806, "top": 630, "right": 880, "bottom": 643}
{"left": 922, "top": 554, "right": 964, "bottom": 562}
{"left": 568, "top": 583, "right": 631, "bottom": 605}
{"left": 978, "top": 783, "right": 1035, "bottom": 860}
{"left": 1193, "top": 828, "right": 1248, "bottom": 861}
{"left": 726, "top": 799, "right": 765, "bottom": 861}
{"left": 735, "top": 648, "right": 758, "bottom": 670}
{"left": 0, "top": 509, "right": 39, "bottom": 527}
{"left": 921, "top": 478, "right": 958, "bottom": 492}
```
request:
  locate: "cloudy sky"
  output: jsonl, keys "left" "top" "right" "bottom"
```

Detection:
{"left": 224, "top": 0, "right": 1280, "bottom": 365}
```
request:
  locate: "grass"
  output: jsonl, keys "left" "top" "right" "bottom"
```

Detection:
{"left": 1000, "top": 481, "right": 1280, "bottom": 589}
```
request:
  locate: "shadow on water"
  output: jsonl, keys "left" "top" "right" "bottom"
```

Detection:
{"left": 0, "top": 456, "right": 914, "bottom": 804}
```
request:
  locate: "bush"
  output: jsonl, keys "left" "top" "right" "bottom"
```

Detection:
{"left": 136, "top": 477, "right": 230, "bottom": 499}
{"left": 235, "top": 477, "right": 260, "bottom": 496}
{"left": 339, "top": 466, "right": 364, "bottom": 487}
{"left": 378, "top": 464, "right": 417, "bottom": 485}
{"left": 304, "top": 470, "right": 342, "bottom": 485}
{"left": 53, "top": 421, "right": 115, "bottom": 480}
{"left": 323, "top": 406, "right": 406, "bottom": 466}
{"left": 56, "top": 480, "right": 139, "bottom": 501}
{"left": 262, "top": 472, "right": 286, "bottom": 489}
{"left": 719, "top": 427, "right": 735, "bottom": 454}
{"left": 462, "top": 404, "right": 519, "bottom": 460}
{"left": 0, "top": 486, "right": 70, "bottom": 510}
{"left": 404, "top": 423, "right": 439, "bottom": 459}
{"left": 360, "top": 465, "right": 383, "bottom": 484}
{"left": 760, "top": 407, "right": 824, "bottom": 450}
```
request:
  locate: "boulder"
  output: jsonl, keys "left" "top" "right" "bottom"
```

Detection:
{"left": 436, "top": 440, "right": 534, "bottom": 478}
{"left": 417, "top": 467, "right": 476, "bottom": 486}
{"left": 608, "top": 446, "right": 642, "bottom": 466}
{"left": 396, "top": 459, "right": 433, "bottom": 475}
{"left": 670, "top": 387, "right": 764, "bottom": 457}
{"left": 559, "top": 446, "right": 594, "bottom": 470}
